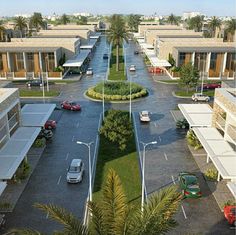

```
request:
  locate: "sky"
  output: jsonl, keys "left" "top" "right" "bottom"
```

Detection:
{"left": 0, "top": 0, "right": 235, "bottom": 17}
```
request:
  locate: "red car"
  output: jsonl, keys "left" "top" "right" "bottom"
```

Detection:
{"left": 203, "top": 83, "right": 221, "bottom": 89}
{"left": 61, "top": 101, "right": 81, "bottom": 111}
{"left": 224, "top": 205, "right": 236, "bottom": 226}
{"left": 45, "top": 120, "right": 56, "bottom": 129}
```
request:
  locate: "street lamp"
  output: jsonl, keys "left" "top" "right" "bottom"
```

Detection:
{"left": 77, "top": 141, "right": 94, "bottom": 202}
{"left": 45, "top": 55, "right": 49, "bottom": 92}
{"left": 140, "top": 141, "right": 157, "bottom": 213}
{"left": 129, "top": 73, "right": 132, "bottom": 120}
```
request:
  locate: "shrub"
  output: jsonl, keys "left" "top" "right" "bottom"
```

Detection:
{"left": 176, "top": 119, "right": 189, "bottom": 129}
{"left": 15, "top": 159, "right": 31, "bottom": 181}
{"left": 223, "top": 200, "right": 236, "bottom": 207}
{"left": 33, "top": 138, "right": 46, "bottom": 148}
{"left": 204, "top": 168, "right": 218, "bottom": 181}
{"left": 0, "top": 202, "right": 12, "bottom": 210}
{"left": 186, "top": 130, "right": 202, "bottom": 150}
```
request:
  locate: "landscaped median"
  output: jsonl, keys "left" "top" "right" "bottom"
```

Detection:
{"left": 19, "top": 89, "right": 60, "bottom": 97}
{"left": 93, "top": 110, "right": 141, "bottom": 206}
{"left": 174, "top": 90, "right": 215, "bottom": 98}
{"left": 86, "top": 81, "right": 148, "bottom": 101}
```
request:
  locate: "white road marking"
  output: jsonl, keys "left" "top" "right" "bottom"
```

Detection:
{"left": 76, "top": 121, "right": 79, "bottom": 128}
{"left": 46, "top": 212, "right": 49, "bottom": 219}
{"left": 72, "top": 136, "right": 75, "bottom": 142}
{"left": 164, "top": 152, "right": 168, "bottom": 161}
{"left": 171, "top": 175, "right": 176, "bottom": 184}
{"left": 181, "top": 205, "right": 187, "bottom": 219}
{"left": 154, "top": 122, "right": 158, "bottom": 127}
{"left": 57, "top": 176, "right": 61, "bottom": 185}
{"left": 65, "top": 153, "right": 69, "bottom": 160}
{"left": 159, "top": 136, "right": 162, "bottom": 142}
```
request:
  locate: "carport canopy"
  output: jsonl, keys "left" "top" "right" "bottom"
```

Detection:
{"left": 63, "top": 50, "right": 90, "bottom": 67}
{"left": 178, "top": 104, "right": 213, "bottom": 127}
{"left": 0, "top": 127, "right": 41, "bottom": 180}
{"left": 0, "top": 182, "right": 7, "bottom": 195}
{"left": 227, "top": 182, "right": 236, "bottom": 199}
{"left": 21, "top": 104, "right": 56, "bottom": 127}
{"left": 192, "top": 127, "right": 236, "bottom": 180}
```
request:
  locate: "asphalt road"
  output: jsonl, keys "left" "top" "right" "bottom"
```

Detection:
{"left": 2, "top": 38, "right": 234, "bottom": 234}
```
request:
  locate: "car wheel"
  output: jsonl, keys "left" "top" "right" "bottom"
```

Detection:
{"left": 61, "top": 105, "right": 63, "bottom": 108}
{"left": 71, "top": 107, "right": 73, "bottom": 111}
{"left": 47, "top": 126, "right": 52, "bottom": 130}
{"left": 233, "top": 220, "right": 236, "bottom": 227}
{"left": 205, "top": 98, "right": 210, "bottom": 102}
{"left": 194, "top": 98, "right": 198, "bottom": 102}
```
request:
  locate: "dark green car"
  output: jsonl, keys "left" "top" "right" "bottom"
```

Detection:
{"left": 178, "top": 172, "right": 202, "bottom": 198}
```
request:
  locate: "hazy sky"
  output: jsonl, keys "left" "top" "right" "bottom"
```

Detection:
{"left": 1, "top": 0, "right": 235, "bottom": 16}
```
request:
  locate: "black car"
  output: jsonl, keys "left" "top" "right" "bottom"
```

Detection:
{"left": 26, "top": 79, "right": 45, "bottom": 87}
{"left": 134, "top": 51, "right": 139, "bottom": 55}
{"left": 103, "top": 53, "right": 109, "bottom": 59}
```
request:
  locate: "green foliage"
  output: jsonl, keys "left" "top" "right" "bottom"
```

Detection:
{"left": 53, "top": 66, "right": 64, "bottom": 72}
{"left": 14, "top": 16, "right": 28, "bottom": 37}
{"left": 76, "top": 16, "right": 88, "bottom": 25}
{"left": 33, "top": 138, "right": 46, "bottom": 148}
{"left": 0, "top": 202, "right": 12, "bottom": 210}
{"left": 60, "top": 14, "right": 70, "bottom": 25}
{"left": 223, "top": 200, "right": 236, "bottom": 207}
{"left": 176, "top": 119, "right": 189, "bottom": 129}
{"left": 179, "top": 62, "right": 199, "bottom": 93}
{"left": 29, "top": 12, "right": 44, "bottom": 31}
{"left": 167, "top": 13, "right": 180, "bottom": 25}
{"left": 186, "top": 130, "right": 202, "bottom": 150}
{"left": 15, "top": 159, "right": 30, "bottom": 181}
{"left": 127, "top": 14, "right": 141, "bottom": 32}
{"left": 187, "top": 15, "right": 204, "bottom": 32}
{"left": 208, "top": 16, "right": 222, "bottom": 37}
{"left": 144, "top": 55, "right": 151, "bottom": 65}
{"left": 204, "top": 168, "right": 218, "bottom": 181}
{"left": 168, "top": 53, "right": 176, "bottom": 67}
{"left": 100, "top": 110, "right": 133, "bottom": 150}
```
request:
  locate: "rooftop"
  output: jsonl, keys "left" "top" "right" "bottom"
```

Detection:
{"left": 0, "top": 88, "right": 18, "bottom": 104}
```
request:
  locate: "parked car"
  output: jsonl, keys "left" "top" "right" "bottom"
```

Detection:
{"left": 45, "top": 120, "right": 56, "bottom": 130}
{"left": 26, "top": 80, "right": 45, "bottom": 87}
{"left": 192, "top": 93, "right": 210, "bottom": 102}
{"left": 178, "top": 172, "right": 202, "bottom": 198}
{"left": 61, "top": 101, "right": 81, "bottom": 111}
{"left": 224, "top": 205, "right": 236, "bottom": 227}
{"left": 38, "top": 129, "right": 53, "bottom": 140}
{"left": 203, "top": 83, "right": 221, "bottom": 90}
{"left": 67, "top": 159, "right": 84, "bottom": 183}
{"left": 86, "top": 68, "right": 93, "bottom": 75}
{"left": 134, "top": 50, "right": 139, "bottom": 55}
{"left": 139, "top": 111, "right": 151, "bottom": 122}
{"left": 103, "top": 53, "right": 109, "bottom": 59}
{"left": 129, "top": 65, "right": 136, "bottom": 72}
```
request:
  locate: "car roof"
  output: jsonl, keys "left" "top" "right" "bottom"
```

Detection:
{"left": 71, "top": 159, "right": 82, "bottom": 166}
{"left": 141, "top": 111, "right": 149, "bottom": 114}
{"left": 182, "top": 174, "right": 198, "bottom": 184}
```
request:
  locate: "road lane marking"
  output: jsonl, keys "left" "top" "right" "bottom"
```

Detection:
{"left": 65, "top": 153, "right": 69, "bottom": 160}
{"left": 72, "top": 136, "right": 75, "bottom": 142}
{"left": 159, "top": 136, "right": 162, "bottom": 142}
{"left": 181, "top": 205, "right": 187, "bottom": 219}
{"left": 46, "top": 212, "right": 49, "bottom": 219}
{"left": 76, "top": 121, "right": 79, "bottom": 128}
{"left": 57, "top": 176, "right": 61, "bottom": 185}
{"left": 154, "top": 122, "right": 158, "bottom": 127}
{"left": 164, "top": 152, "right": 168, "bottom": 161}
{"left": 171, "top": 175, "right": 176, "bottom": 185}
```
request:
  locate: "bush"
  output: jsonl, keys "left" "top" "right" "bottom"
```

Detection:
{"left": 186, "top": 130, "right": 202, "bottom": 150}
{"left": 176, "top": 119, "right": 189, "bottom": 129}
{"left": 204, "top": 168, "right": 218, "bottom": 181}
{"left": 0, "top": 202, "right": 12, "bottom": 210}
{"left": 33, "top": 138, "right": 46, "bottom": 148}
{"left": 15, "top": 159, "right": 31, "bottom": 181}
{"left": 223, "top": 200, "right": 236, "bottom": 207}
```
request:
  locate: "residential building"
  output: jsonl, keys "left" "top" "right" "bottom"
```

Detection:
{"left": 182, "top": 12, "right": 201, "bottom": 20}
{"left": 50, "top": 24, "right": 96, "bottom": 32}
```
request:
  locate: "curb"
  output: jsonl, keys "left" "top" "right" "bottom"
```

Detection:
{"left": 155, "top": 80, "right": 178, "bottom": 85}
{"left": 172, "top": 91, "right": 191, "bottom": 99}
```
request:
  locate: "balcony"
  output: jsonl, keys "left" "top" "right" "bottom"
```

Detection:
{"left": 216, "top": 115, "right": 226, "bottom": 131}
{"left": 227, "top": 125, "right": 236, "bottom": 143}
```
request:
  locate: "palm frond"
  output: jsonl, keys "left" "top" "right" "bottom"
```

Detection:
{"left": 131, "top": 186, "right": 181, "bottom": 235}
{"left": 6, "top": 229, "right": 43, "bottom": 235}
{"left": 34, "top": 203, "right": 89, "bottom": 235}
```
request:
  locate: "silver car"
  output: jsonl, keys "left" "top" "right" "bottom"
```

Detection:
{"left": 192, "top": 93, "right": 210, "bottom": 102}
{"left": 67, "top": 159, "right": 84, "bottom": 183}
{"left": 139, "top": 111, "right": 151, "bottom": 122}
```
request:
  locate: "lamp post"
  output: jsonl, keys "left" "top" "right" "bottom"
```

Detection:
{"left": 77, "top": 141, "right": 94, "bottom": 202}
{"left": 140, "top": 141, "right": 157, "bottom": 213}
{"left": 129, "top": 73, "right": 132, "bottom": 120}
{"left": 45, "top": 55, "right": 49, "bottom": 92}
{"left": 41, "top": 73, "right": 45, "bottom": 104}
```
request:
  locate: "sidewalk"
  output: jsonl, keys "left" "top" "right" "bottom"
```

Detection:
{"left": 0, "top": 146, "right": 45, "bottom": 213}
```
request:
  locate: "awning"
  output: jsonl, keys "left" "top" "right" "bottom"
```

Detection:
{"left": 192, "top": 127, "right": 236, "bottom": 180}
{"left": 63, "top": 50, "right": 90, "bottom": 67}
{"left": 80, "top": 39, "right": 98, "bottom": 50}
{"left": 227, "top": 182, "right": 236, "bottom": 199}
{"left": 0, "top": 127, "right": 41, "bottom": 179}
{"left": 0, "top": 182, "right": 7, "bottom": 195}
{"left": 21, "top": 104, "right": 56, "bottom": 127}
{"left": 178, "top": 104, "right": 213, "bottom": 127}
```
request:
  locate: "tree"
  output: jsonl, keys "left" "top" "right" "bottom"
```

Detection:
{"left": 179, "top": 62, "right": 199, "bottom": 93}
{"left": 99, "top": 110, "right": 133, "bottom": 150}
{"left": 187, "top": 15, "right": 204, "bottom": 32}
{"left": 29, "top": 12, "right": 44, "bottom": 31}
{"left": 9, "top": 169, "right": 181, "bottom": 235}
{"left": 61, "top": 14, "right": 70, "bottom": 25}
{"left": 0, "top": 22, "right": 5, "bottom": 42}
{"left": 167, "top": 14, "right": 179, "bottom": 25}
{"left": 14, "top": 16, "right": 28, "bottom": 38}
{"left": 108, "top": 14, "right": 129, "bottom": 71}
{"left": 168, "top": 53, "right": 176, "bottom": 67}
{"left": 224, "top": 19, "right": 236, "bottom": 42}
{"left": 127, "top": 14, "right": 141, "bottom": 32}
{"left": 208, "top": 16, "right": 222, "bottom": 38}
{"left": 77, "top": 16, "right": 88, "bottom": 25}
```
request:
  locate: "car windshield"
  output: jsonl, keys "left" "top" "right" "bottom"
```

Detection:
{"left": 186, "top": 175, "right": 198, "bottom": 186}
{"left": 188, "top": 184, "right": 199, "bottom": 189}
{"left": 88, "top": 68, "right": 92, "bottom": 71}
{"left": 69, "top": 166, "right": 81, "bottom": 173}
{"left": 70, "top": 102, "right": 77, "bottom": 106}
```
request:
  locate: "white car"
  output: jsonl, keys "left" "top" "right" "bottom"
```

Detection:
{"left": 67, "top": 159, "right": 84, "bottom": 183}
{"left": 192, "top": 93, "right": 210, "bottom": 102}
{"left": 139, "top": 111, "right": 151, "bottom": 122}
{"left": 129, "top": 65, "right": 136, "bottom": 72}
{"left": 86, "top": 68, "right": 93, "bottom": 75}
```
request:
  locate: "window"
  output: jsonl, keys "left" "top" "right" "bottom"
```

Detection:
{"left": 15, "top": 53, "right": 24, "bottom": 71}
{"left": 27, "top": 53, "right": 34, "bottom": 72}
{"left": 0, "top": 53, "right": 3, "bottom": 71}
{"left": 210, "top": 53, "right": 217, "bottom": 70}
{"left": 226, "top": 53, "right": 236, "bottom": 71}
{"left": 0, "top": 117, "right": 8, "bottom": 149}
{"left": 179, "top": 52, "right": 186, "bottom": 66}
{"left": 7, "top": 104, "right": 19, "bottom": 134}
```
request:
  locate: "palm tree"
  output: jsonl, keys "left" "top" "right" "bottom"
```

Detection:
{"left": 0, "top": 23, "right": 5, "bottom": 42}
{"left": 61, "top": 14, "right": 70, "bottom": 25}
{"left": 187, "top": 15, "right": 204, "bottom": 32}
{"left": 107, "top": 14, "right": 129, "bottom": 71}
{"left": 29, "top": 12, "right": 44, "bottom": 32}
{"left": 208, "top": 16, "right": 222, "bottom": 38}
{"left": 224, "top": 19, "right": 236, "bottom": 42}
{"left": 168, "top": 14, "right": 179, "bottom": 25}
{"left": 8, "top": 169, "right": 181, "bottom": 235}
{"left": 14, "top": 16, "right": 28, "bottom": 38}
